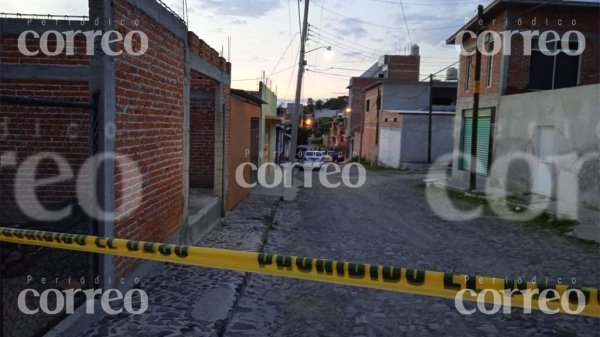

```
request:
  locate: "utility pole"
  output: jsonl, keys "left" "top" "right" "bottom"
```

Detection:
{"left": 469, "top": 4, "right": 484, "bottom": 191}
{"left": 427, "top": 74, "right": 433, "bottom": 164}
{"left": 290, "top": 0, "right": 310, "bottom": 160}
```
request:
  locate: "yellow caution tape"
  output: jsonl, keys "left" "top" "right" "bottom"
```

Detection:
{"left": 0, "top": 227, "right": 598, "bottom": 317}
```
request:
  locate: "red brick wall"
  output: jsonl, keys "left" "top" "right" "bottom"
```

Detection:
{"left": 188, "top": 32, "right": 229, "bottom": 72}
{"left": 112, "top": 0, "right": 185, "bottom": 276}
{"left": 349, "top": 77, "right": 377, "bottom": 136}
{"left": 0, "top": 27, "right": 90, "bottom": 224}
{"left": 381, "top": 111, "right": 403, "bottom": 128}
{"left": 505, "top": 7, "right": 599, "bottom": 94}
{"left": 386, "top": 55, "right": 420, "bottom": 82}
{"left": 457, "top": 7, "right": 599, "bottom": 97}
{"left": 0, "top": 29, "right": 89, "bottom": 65}
{"left": 190, "top": 72, "right": 216, "bottom": 188}
{"left": 458, "top": 10, "right": 507, "bottom": 98}
{"left": 361, "top": 85, "right": 382, "bottom": 163}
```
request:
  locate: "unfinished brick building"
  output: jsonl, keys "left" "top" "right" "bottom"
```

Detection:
{"left": 1, "top": 1, "right": 231, "bottom": 335}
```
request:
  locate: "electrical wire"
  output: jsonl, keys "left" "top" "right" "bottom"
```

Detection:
{"left": 420, "top": 60, "right": 460, "bottom": 81}
{"left": 297, "top": 0, "right": 302, "bottom": 33}
{"left": 369, "top": 0, "right": 489, "bottom": 5}
{"left": 309, "top": 25, "right": 381, "bottom": 53}
{"left": 268, "top": 32, "right": 299, "bottom": 78}
{"left": 309, "top": 34, "right": 379, "bottom": 59}
{"left": 311, "top": 1, "right": 462, "bottom": 31}
{"left": 398, "top": 0, "right": 412, "bottom": 46}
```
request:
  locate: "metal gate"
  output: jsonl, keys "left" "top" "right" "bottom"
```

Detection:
{"left": 0, "top": 94, "right": 99, "bottom": 337}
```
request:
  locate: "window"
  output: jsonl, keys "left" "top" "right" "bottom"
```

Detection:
{"left": 529, "top": 38, "right": 580, "bottom": 90}
{"left": 486, "top": 42, "right": 494, "bottom": 87}
{"left": 464, "top": 55, "right": 472, "bottom": 91}
{"left": 460, "top": 108, "right": 494, "bottom": 177}
{"left": 393, "top": 118, "right": 398, "bottom": 122}
{"left": 384, "top": 117, "right": 388, "bottom": 122}
{"left": 366, "top": 99, "right": 370, "bottom": 112}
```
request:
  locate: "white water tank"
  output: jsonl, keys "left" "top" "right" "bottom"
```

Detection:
{"left": 446, "top": 67, "right": 458, "bottom": 81}
{"left": 411, "top": 44, "right": 419, "bottom": 56}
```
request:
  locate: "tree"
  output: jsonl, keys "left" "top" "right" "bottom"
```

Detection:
{"left": 315, "top": 99, "right": 323, "bottom": 110}
{"left": 314, "top": 117, "right": 333, "bottom": 137}
{"left": 305, "top": 98, "right": 315, "bottom": 114}
{"left": 322, "top": 96, "right": 348, "bottom": 110}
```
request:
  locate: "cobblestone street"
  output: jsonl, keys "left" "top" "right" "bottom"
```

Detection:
{"left": 81, "top": 169, "right": 600, "bottom": 336}
{"left": 222, "top": 170, "right": 600, "bottom": 336}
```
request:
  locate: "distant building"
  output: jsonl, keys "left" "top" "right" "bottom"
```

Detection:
{"left": 253, "top": 82, "right": 280, "bottom": 172}
{"left": 358, "top": 80, "right": 457, "bottom": 167}
{"left": 347, "top": 52, "right": 421, "bottom": 159}
{"left": 286, "top": 103, "right": 304, "bottom": 118}
{"left": 314, "top": 108, "right": 341, "bottom": 120}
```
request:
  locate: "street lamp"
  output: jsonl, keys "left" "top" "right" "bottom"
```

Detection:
{"left": 303, "top": 117, "right": 313, "bottom": 128}
{"left": 306, "top": 45, "right": 331, "bottom": 54}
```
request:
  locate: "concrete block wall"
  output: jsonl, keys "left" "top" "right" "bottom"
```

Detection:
{"left": 399, "top": 114, "right": 455, "bottom": 163}
{"left": 490, "top": 84, "right": 600, "bottom": 209}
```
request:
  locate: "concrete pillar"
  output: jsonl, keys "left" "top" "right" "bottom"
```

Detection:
{"left": 88, "top": 0, "right": 116, "bottom": 288}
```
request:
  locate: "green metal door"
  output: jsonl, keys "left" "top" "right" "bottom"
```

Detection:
{"left": 461, "top": 109, "right": 492, "bottom": 176}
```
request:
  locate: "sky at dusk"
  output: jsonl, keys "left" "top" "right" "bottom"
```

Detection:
{"left": 1, "top": 0, "right": 501, "bottom": 102}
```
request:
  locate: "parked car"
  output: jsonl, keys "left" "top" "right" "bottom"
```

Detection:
{"left": 328, "top": 151, "right": 340, "bottom": 162}
{"left": 301, "top": 151, "right": 324, "bottom": 170}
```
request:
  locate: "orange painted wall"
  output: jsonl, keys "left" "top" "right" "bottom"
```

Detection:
{"left": 227, "top": 94, "right": 261, "bottom": 210}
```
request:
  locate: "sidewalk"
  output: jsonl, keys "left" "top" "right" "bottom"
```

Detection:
{"left": 426, "top": 178, "right": 600, "bottom": 244}
{"left": 77, "top": 192, "right": 284, "bottom": 337}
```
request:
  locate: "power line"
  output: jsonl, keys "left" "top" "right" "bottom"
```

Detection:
{"left": 309, "top": 35, "right": 378, "bottom": 59}
{"left": 268, "top": 32, "right": 299, "bottom": 78}
{"left": 308, "top": 34, "right": 379, "bottom": 59}
{"left": 420, "top": 60, "right": 460, "bottom": 81}
{"left": 311, "top": 1, "right": 462, "bottom": 31}
{"left": 305, "top": 69, "right": 352, "bottom": 79}
{"left": 310, "top": 66, "right": 367, "bottom": 72}
{"left": 271, "top": 64, "right": 297, "bottom": 76}
{"left": 232, "top": 77, "right": 260, "bottom": 82}
{"left": 398, "top": 0, "right": 412, "bottom": 46}
{"left": 297, "top": 0, "right": 302, "bottom": 33}
{"left": 313, "top": 0, "right": 326, "bottom": 66}
{"left": 309, "top": 25, "right": 381, "bottom": 53}
{"left": 369, "top": 0, "right": 486, "bottom": 5}
{"left": 308, "top": 33, "right": 375, "bottom": 56}
{"left": 284, "top": 48, "right": 301, "bottom": 100}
